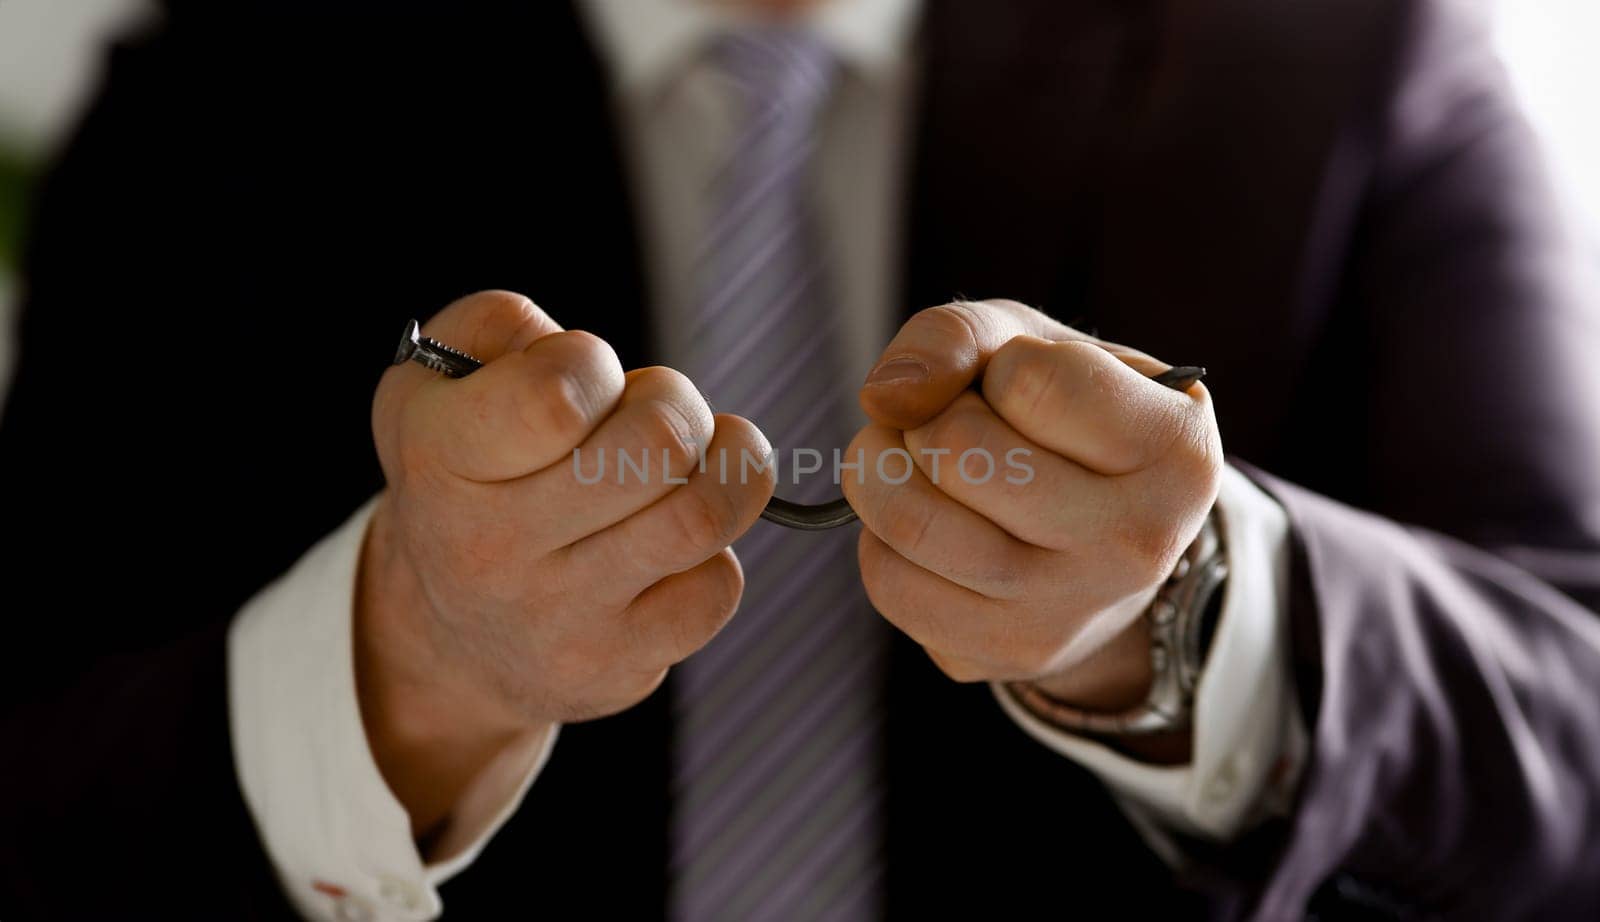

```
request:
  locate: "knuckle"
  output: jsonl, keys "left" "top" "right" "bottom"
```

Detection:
{"left": 667, "top": 487, "right": 741, "bottom": 560}
{"left": 703, "top": 553, "right": 745, "bottom": 616}
{"left": 1130, "top": 372, "right": 1219, "bottom": 475}
{"left": 466, "top": 288, "right": 533, "bottom": 312}
{"left": 722, "top": 413, "right": 771, "bottom": 456}
{"left": 450, "top": 291, "right": 553, "bottom": 356}
{"left": 679, "top": 552, "right": 744, "bottom": 629}
{"left": 999, "top": 343, "right": 1069, "bottom": 423}
{"left": 468, "top": 288, "right": 539, "bottom": 325}
{"left": 630, "top": 396, "right": 706, "bottom": 472}
{"left": 659, "top": 606, "right": 708, "bottom": 664}
{"left": 1179, "top": 412, "right": 1225, "bottom": 486}
{"left": 919, "top": 302, "right": 985, "bottom": 351}
{"left": 612, "top": 603, "right": 655, "bottom": 664}
{"left": 981, "top": 556, "right": 1031, "bottom": 602}
{"left": 1137, "top": 392, "right": 1221, "bottom": 481}
{"left": 520, "top": 332, "right": 620, "bottom": 443}
{"left": 633, "top": 363, "right": 697, "bottom": 395}
{"left": 875, "top": 493, "right": 938, "bottom": 557}
{"left": 922, "top": 403, "right": 989, "bottom": 456}
{"left": 1129, "top": 406, "right": 1188, "bottom": 472}
{"left": 547, "top": 330, "right": 619, "bottom": 389}
{"left": 640, "top": 557, "right": 743, "bottom": 666}
{"left": 554, "top": 328, "right": 619, "bottom": 370}
{"left": 718, "top": 416, "right": 778, "bottom": 491}
{"left": 1113, "top": 516, "right": 1186, "bottom": 587}
{"left": 519, "top": 367, "right": 593, "bottom": 445}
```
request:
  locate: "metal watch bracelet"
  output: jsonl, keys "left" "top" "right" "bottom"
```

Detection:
{"left": 1004, "top": 509, "right": 1228, "bottom": 736}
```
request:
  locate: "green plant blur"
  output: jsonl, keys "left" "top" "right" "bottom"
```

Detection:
{"left": 0, "top": 144, "right": 32, "bottom": 275}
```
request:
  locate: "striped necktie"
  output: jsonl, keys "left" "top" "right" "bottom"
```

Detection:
{"left": 670, "top": 26, "right": 889, "bottom": 922}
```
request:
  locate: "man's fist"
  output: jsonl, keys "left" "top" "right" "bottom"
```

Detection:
{"left": 843, "top": 299, "right": 1222, "bottom": 714}
{"left": 359, "top": 291, "right": 774, "bottom": 834}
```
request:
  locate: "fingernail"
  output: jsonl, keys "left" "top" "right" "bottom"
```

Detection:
{"left": 866, "top": 357, "right": 928, "bottom": 386}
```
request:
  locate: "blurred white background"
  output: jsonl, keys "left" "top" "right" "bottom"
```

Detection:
{"left": 0, "top": 0, "right": 1596, "bottom": 401}
{"left": 1496, "top": 0, "right": 1600, "bottom": 238}
{"left": 0, "top": 0, "right": 155, "bottom": 393}
{"left": 0, "top": 0, "right": 153, "bottom": 158}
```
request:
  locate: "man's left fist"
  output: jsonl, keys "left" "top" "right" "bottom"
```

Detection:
{"left": 842, "top": 299, "right": 1222, "bottom": 711}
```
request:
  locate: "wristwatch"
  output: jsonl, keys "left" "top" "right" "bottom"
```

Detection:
{"left": 1004, "top": 509, "right": 1228, "bottom": 736}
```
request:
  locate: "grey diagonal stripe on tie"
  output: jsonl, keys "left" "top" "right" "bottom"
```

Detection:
{"left": 670, "top": 26, "right": 888, "bottom": 922}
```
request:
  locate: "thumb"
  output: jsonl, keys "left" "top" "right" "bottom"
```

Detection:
{"left": 860, "top": 299, "right": 1160, "bottom": 430}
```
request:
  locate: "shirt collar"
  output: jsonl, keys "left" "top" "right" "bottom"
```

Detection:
{"left": 579, "top": 0, "right": 921, "bottom": 96}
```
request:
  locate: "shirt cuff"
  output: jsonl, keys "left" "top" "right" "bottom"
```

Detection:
{"left": 993, "top": 464, "right": 1308, "bottom": 856}
{"left": 227, "top": 499, "right": 558, "bottom": 922}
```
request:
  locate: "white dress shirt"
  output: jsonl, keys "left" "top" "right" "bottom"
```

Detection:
{"left": 227, "top": 1, "right": 1306, "bottom": 919}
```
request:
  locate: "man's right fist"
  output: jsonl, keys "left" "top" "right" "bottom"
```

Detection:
{"left": 358, "top": 291, "right": 774, "bottom": 836}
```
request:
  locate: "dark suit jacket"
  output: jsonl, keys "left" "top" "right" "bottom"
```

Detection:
{"left": 3, "top": 1, "right": 1599, "bottom": 919}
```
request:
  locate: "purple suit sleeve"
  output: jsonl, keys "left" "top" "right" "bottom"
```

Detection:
{"left": 1231, "top": 0, "right": 1600, "bottom": 916}
{"left": 1242, "top": 467, "right": 1600, "bottom": 919}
